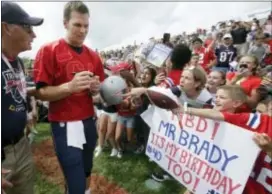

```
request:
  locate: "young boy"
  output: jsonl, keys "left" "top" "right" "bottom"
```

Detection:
{"left": 179, "top": 85, "right": 272, "bottom": 194}
{"left": 186, "top": 54, "right": 206, "bottom": 73}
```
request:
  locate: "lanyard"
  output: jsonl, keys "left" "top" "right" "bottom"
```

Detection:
{"left": 2, "top": 53, "right": 27, "bottom": 102}
{"left": 1, "top": 54, "right": 24, "bottom": 76}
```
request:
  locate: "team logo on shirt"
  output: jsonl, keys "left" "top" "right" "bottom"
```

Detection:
{"left": 2, "top": 69, "right": 26, "bottom": 104}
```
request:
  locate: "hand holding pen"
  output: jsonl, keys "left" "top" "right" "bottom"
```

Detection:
{"left": 69, "top": 71, "right": 94, "bottom": 93}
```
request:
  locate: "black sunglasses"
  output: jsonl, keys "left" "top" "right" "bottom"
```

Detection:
{"left": 239, "top": 64, "right": 248, "bottom": 69}
{"left": 8, "top": 23, "right": 33, "bottom": 34}
{"left": 19, "top": 24, "right": 33, "bottom": 33}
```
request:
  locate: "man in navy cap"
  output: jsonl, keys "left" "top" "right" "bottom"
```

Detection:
{"left": 1, "top": 2, "right": 43, "bottom": 194}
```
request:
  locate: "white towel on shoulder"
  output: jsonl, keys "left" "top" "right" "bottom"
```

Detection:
{"left": 66, "top": 121, "right": 86, "bottom": 150}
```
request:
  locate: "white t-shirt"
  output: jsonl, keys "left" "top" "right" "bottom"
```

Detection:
{"left": 170, "top": 87, "right": 213, "bottom": 108}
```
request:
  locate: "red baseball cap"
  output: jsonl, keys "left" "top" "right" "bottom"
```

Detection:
{"left": 109, "top": 62, "right": 131, "bottom": 73}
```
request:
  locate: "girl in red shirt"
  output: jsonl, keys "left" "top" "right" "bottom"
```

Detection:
{"left": 115, "top": 69, "right": 140, "bottom": 159}
{"left": 227, "top": 55, "right": 262, "bottom": 112}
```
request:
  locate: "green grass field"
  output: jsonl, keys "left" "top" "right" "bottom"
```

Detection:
{"left": 34, "top": 123, "right": 185, "bottom": 194}
{"left": 33, "top": 123, "right": 62, "bottom": 194}
{"left": 34, "top": 172, "right": 62, "bottom": 194}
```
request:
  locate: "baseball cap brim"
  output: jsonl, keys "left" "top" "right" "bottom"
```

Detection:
{"left": 109, "top": 63, "right": 131, "bottom": 73}
{"left": 23, "top": 16, "right": 44, "bottom": 26}
{"left": 223, "top": 35, "right": 232, "bottom": 39}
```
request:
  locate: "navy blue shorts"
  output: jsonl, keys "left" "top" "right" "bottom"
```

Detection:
{"left": 51, "top": 117, "right": 97, "bottom": 194}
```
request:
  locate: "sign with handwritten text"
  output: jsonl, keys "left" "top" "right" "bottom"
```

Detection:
{"left": 141, "top": 107, "right": 260, "bottom": 194}
{"left": 145, "top": 43, "right": 172, "bottom": 68}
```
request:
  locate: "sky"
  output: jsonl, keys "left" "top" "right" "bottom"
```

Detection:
{"left": 17, "top": 1, "right": 271, "bottom": 59}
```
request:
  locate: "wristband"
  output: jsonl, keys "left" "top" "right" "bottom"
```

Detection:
{"left": 184, "top": 102, "right": 188, "bottom": 113}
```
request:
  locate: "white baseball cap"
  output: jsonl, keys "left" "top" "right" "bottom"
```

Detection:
{"left": 223, "top": 33, "right": 232, "bottom": 39}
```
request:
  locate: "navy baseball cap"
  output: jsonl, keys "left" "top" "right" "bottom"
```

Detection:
{"left": 2, "top": 2, "right": 43, "bottom": 26}
{"left": 192, "top": 38, "right": 203, "bottom": 44}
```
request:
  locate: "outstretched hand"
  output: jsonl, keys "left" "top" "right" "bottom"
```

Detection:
{"left": 253, "top": 133, "right": 272, "bottom": 155}
{"left": 170, "top": 104, "right": 184, "bottom": 115}
{"left": 121, "top": 87, "right": 147, "bottom": 99}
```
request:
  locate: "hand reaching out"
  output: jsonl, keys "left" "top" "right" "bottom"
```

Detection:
{"left": 122, "top": 87, "right": 147, "bottom": 99}
{"left": 253, "top": 133, "right": 272, "bottom": 157}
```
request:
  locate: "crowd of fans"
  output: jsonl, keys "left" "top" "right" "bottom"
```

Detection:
{"left": 24, "top": 11, "right": 272, "bottom": 193}
{"left": 99, "top": 14, "right": 272, "bottom": 70}
{"left": 89, "top": 12, "right": 272, "bottom": 191}
{"left": 5, "top": 1, "right": 272, "bottom": 193}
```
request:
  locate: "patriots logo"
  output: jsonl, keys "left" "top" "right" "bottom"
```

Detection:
{"left": 2, "top": 69, "right": 26, "bottom": 104}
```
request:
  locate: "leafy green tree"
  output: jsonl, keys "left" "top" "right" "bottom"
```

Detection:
{"left": 21, "top": 57, "right": 34, "bottom": 69}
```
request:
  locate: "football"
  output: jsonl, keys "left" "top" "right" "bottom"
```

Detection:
{"left": 100, "top": 76, "right": 127, "bottom": 106}
{"left": 146, "top": 86, "right": 179, "bottom": 110}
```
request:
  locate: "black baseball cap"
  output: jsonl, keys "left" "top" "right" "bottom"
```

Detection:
{"left": 2, "top": 2, "right": 43, "bottom": 26}
{"left": 192, "top": 38, "right": 203, "bottom": 44}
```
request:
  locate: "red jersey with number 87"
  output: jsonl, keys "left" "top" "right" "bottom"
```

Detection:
{"left": 223, "top": 112, "right": 272, "bottom": 194}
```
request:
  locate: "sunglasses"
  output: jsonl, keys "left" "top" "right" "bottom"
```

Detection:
{"left": 239, "top": 64, "right": 248, "bottom": 69}
{"left": 8, "top": 23, "right": 33, "bottom": 34}
{"left": 19, "top": 24, "right": 33, "bottom": 33}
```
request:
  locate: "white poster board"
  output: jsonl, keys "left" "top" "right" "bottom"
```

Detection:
{"left": 142, "top": 107, "right": 260, "bottom": 194}
{"left": 145, "top": 43, "right": 172, "bottom": 68}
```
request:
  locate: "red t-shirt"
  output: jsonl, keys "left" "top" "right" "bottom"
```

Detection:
{"left": 168, "top": 69, "right": 182, "bottom": 85}
{"left": 223, "top": 112, "right": 272, "bottom": 194}
{"left": 268, "top": 40, "right": 272, "bottom": 53}
{"left": 226, "top": 73, "right": 262, "bottom": 96}
{"left": 263, "top": 40, "right": 272, "bottom": 66}
{"left": 34, "top": 39, "right": 105, "bottom": 121}
{"left": 158, "top": 70, "right": 182, "bottom": 88}
{"left": 116, "top": 100, "right": 136, "bottom": 117}
{"left": 204, "top": 39, "right": 213, "bottom": 48}
{"left": 193, "top": 47, "right": 215, "bottom": 71}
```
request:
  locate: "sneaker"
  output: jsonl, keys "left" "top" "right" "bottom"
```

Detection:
{"left": 110, "top": 148, "right": 118, "bottom": 157}
{"left": 94, "top": 146, "right": 101, "bottom": 152}
{"left": 85, "top": 188, "right": 91, "bottom": 194}
{"left": 117, "top": 150, "right": 123, "bottom": 159}
{"left": 162, "top": 173, "right": 172, "bottom": 181}
{"left": 94, "top": 147, "right": 103, "bottom": 158}
{"left": 134, "top": 145, "right": 145, "bottom": 154}
{"left": 151, "top": 172, "right": 172, "bottom": 182}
